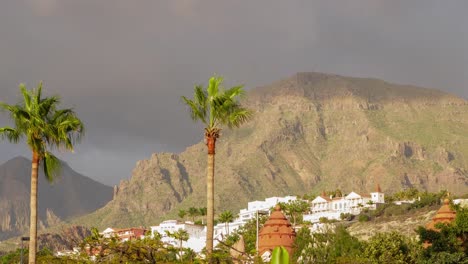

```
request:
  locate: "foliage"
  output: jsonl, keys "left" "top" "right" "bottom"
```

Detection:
{"left": 218, "top": 210, "right": 235, "bottom": 235}
{"left": 181, "top": 76, "right": 253, "bottom": 131}
{"left": 340, "top": 213, "right": 354, "bottom": 221}
{"left": 270, "top": 246, "right": 289, "bottom": 264}
{"left": 165, "top": 228, "right": 190, "bottom": 260}
{"left": 318, "top": 217, "right": 338, "bottom": 224}
{"left": 278, "top": 200, "right": 310, "bottom": 226}
{"left": 387, "top": 188, "right": 446, "bottom": 209}
{"left": 392, "top": 187, "right": 420, "bottom": 200}
{"left": 293, "top": 225, "right": 363, "bottom": 263}
{"left": 417, "top": 206, "right": 468, "bottom": 262}
{"left": 411, "top": 190, "right": 446, "bottom": 209}
{"left": 0, "top": 83, "right": 84, "bottom": 180}
{"left": 0, "top": 248, "right": 82, "bottom": 264}
{"left": 226, "top": 215, "right": 268, "bottom": 255}
{"left": 81, "top": 227, "right": 179, "bottom": 263}
{"left": 361, "top": 231, "right": 421, "bottom": 264}
{"left": 188, "top": 207, "right": 199, "bottom": 222}
{"left": 358, "top": 214, "right": 370, "bottom": 222}
{"left": 178, "top": 209, "right": 187, "bottom": 220}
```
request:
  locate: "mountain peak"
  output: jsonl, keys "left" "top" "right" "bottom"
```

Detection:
{"left": 5, "top": 155, "right": 30, "bottom": 164}
{"left": 0, "top": 156, "right": 113, "bottom": 241}
{"left": 249, "top": 72, "right": 465, "bottom": 105}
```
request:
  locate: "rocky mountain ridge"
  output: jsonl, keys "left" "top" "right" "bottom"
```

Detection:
{"left": 73, "top": 72, "right": 468, "bottom": 230}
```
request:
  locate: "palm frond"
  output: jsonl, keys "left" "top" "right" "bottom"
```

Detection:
{"left": 46, "top": 109, "right": 84, "bottom": 151}
{"left": 39, "top": 96, "right": 60, "bottom": 117}
{"left": 181, "top": 96, "right": 208, "bottom": 125}
{"left": 35, "top": 82, "right": 43, "bottom": 106}
{"left": 42, "top": 152, "right": 61, "bottom": 183}
{"left": 19, "top": 83, "right": 32, "bottom": 110}
{"left": 182, "top": 75, "right": 253, "bottom": 131}
{"left": 207, "top": 76, "right": 223, "bottom": 97}
{"left": 194, "top": 85, "right": 208, "bottom": 121}
{"left": 227, "top": 107, "right": 253, "bottom": 128}
{"left": 224, "top": 85, "right": 246, "bottom": 99}
{"left": 0, "top": 127, "right": 21, "bottom": 143}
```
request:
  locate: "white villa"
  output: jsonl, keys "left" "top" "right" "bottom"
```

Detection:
{"left": 304, "top": 187, "right": 384, "bottom": 222}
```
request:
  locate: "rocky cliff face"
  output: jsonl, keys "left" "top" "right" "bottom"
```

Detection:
{"left": 0, "top": 157, "right": 113, "bottom": 241}
{"left": 37, "top": 226, "right": 91, "bottom": 252}
{"left": 75, "top": 72, "right": 468, "bottom": 229}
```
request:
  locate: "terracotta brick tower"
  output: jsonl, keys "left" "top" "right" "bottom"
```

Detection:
{"left": 426, "top": 198, "right": 456, "bottom": 231}
{"left": 258, "top": 205, "right": 296, "bottom": 257}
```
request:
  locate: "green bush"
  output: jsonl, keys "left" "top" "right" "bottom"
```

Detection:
{"left": 358, "top": 214, "right": 370, "bottom": 222}
{"left": 361, "top": 232, "right": 422, "bottom": 263}
{"left": 383, "top": 204, "right": 411, "bottom": 217}
{"left": 340, "top": 213, "right": 354, "bottom": 221}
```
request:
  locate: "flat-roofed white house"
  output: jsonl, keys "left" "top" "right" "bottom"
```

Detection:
{"left": 238, "top": 196, "right": 297, "bottom": 222}
{"left": 214, "top": 220, "right": 245, "bottom": 241}
{"left": 150, "top": 220, "right": 207, "bottom": 253}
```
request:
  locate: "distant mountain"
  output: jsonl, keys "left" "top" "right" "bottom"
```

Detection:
{"left": 74, "top": 72, "right": 468, "bottom": 229}
{"left": 0, "top": 156, "right": 113, "bottom": 240}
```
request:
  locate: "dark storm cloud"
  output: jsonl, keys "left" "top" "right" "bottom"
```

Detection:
{"left": 1, "top": 0, "right": 467, "bottom": 185}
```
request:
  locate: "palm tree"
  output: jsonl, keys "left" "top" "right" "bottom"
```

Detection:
{"left": 165, "top": 229, "right": 189, "bottom": 260}
{"left": 181, "top": 75, "right": 252, "bottom": 255}
{"left": 198, "top": 207, "right": 207, "bottom": 224}
{"left": 188, "top": 207, "right": 199, "bottom": 223}
{"left": 218, "top": 210, "right": 235, "bottom": 236}
{"left": 178, "top": 209, "right": 187, "bottom": 221}
{"left": 0, "top": 83, "right": 84, "bottom": 263}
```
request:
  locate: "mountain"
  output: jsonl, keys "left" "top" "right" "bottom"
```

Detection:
{"left": 73, "top": 72, "right": 468, "bottom": 229}
{"left": 0, "top": 156, "right": 113, "bottom": 240}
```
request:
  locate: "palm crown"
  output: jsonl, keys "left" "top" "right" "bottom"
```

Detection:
{"left": 181, "top": 76, "right": 253, "bottom": 136}
{"left": 0, "top": 83, "right": 84, "bottom": 181}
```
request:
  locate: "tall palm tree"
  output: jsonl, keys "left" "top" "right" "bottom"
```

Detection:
{"left": 218, "top": 210, "right": 235, "bottom": 236}
{"left": 181, "top": 75, "right": 252, "bottom": 256}
{"left": 0, "top": 83, "right": 84, "bottom": 263}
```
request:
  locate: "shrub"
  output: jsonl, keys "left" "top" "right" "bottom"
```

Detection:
{"left": 340, "top": 213, "right": 353, "bottom": 221}
{"left": 383, "top": 204, "right": 411, "bottom": 217}
{"left": 358, "top": 214, "right": 370, "bottom": 222}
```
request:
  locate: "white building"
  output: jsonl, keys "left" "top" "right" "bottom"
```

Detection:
{"left": 100, "top": 227, "right": 148, "bottom": 242}
{"left": 214, "top": 220, "right": 245, "bottom": 241}
{"left": 454, "top": 198, "right": 468, "bottom": 207}
{"left": 150, "top": 220, "right": 207, "bottom": 253}
{"left": 213, "top": 196, "right": 297, "bottom": 241}
{"left": 237, "top": 196, "right": 297, "bottom": 222}
{"left": 304, "top": 187, "right": 385, "bottom": 223}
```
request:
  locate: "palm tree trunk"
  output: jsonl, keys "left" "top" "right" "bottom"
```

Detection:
{"left": 179, "top": 240, "right": 183, "bottom": 260}
{"left": 28, "top": 151, "right": 39, "bottom": 264}
{"left": 206, "top": 135, "right": 216, "bottom": 257}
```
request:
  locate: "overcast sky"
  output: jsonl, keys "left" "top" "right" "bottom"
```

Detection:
{"left": 0, "top": 0, "right": 467, "bottom": 185}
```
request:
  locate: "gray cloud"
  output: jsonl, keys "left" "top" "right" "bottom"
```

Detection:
{"left": 0, "top": 0, "right": 467, "bottom": 185}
